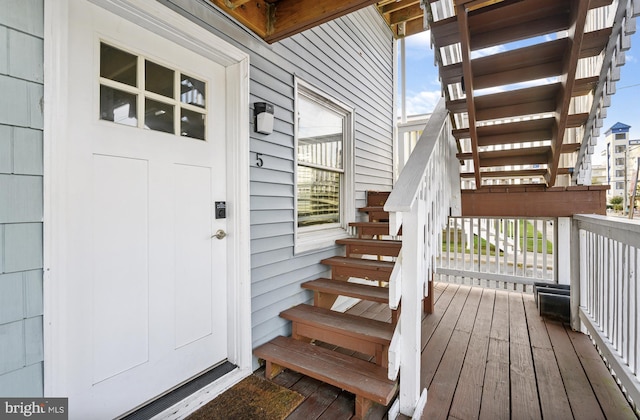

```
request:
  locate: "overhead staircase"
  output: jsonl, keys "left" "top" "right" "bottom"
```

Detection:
{"left": 254, "top": 191, "right": 406, "bottom": 419}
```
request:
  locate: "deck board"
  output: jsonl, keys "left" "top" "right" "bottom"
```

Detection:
{"left": 248, "top": 283, "right": 635, "bottom": 420}
{"left": 524, "top": 295, "right": 574, "bottom": 419}
{"left": 509, "top": 293, "right": 542, "bottom": 420}
{"left": 448, "top": 289, "right": 495, "bottom": 420}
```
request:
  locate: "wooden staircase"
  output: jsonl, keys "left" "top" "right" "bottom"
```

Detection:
{"left": 254, "top": 191, "right": 401, "bottom": 419}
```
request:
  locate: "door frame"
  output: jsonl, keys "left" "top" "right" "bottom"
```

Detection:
{"left": 43, "top": 0, "right": 252, "bottom": 414}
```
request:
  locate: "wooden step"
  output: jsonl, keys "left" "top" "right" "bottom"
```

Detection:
{"left": 321, "top": 256, "right": 394, "bottom": 282}
{"left": 280, "top": 304, "right": 393, "bottom": 367}
{"left": 336, "top": 238, "right": 401, "bottom": 257}
{"left": 358, "top": 206, "right": 389, "bottom": 222}
{"left": 366, "top": 191, "right": 390, "bottom": 207}
{"left": 349, "top": 221, "right": 394, "bottom": 237}
{"left": 302, "top": 278, "right": 389, "bottom": 305}
{"left": 254, "top": 335, "right": 397, "bottom": 419}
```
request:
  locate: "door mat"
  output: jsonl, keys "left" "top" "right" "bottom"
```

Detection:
{"left": 187, "top": 374, "right": 304, "bottom": 420}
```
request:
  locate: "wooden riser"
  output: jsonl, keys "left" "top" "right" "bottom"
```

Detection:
{"left": 366, "top": 191, "right": 391, "bottom": 207}
{"left": 349, "top": 222, "right": 398, "bottom": 237}
{"left": 336, "top": 238, "right": 401, "bottom": 257}
{"left": 302, "top": 278, "right": 389, "bottom": 304}
{"left": 254, "top": 336, "right": 397, "bottom": 420}
{"left": 358, "top": 206, "right": 389, "bottom": 222}
{"left": 321, "top": 256, "right": 394, "bottom": 282}
{"left": 280, "top": 304, "right": 393, "bottom": 367}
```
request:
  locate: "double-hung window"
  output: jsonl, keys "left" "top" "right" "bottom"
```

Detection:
{"left": 295, "top": 81, "right": 354, "bottom": 253}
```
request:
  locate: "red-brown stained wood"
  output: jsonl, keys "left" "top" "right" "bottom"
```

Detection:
{"left": 349, "top": 222, "right": 393, "bottom": 237}
{"left": 301, "top": 278, "right": 389, "bottom": 304}
{"left": 366, "top": 191, "right": 391, "bottom": 207}
{"left": 420, "top": 285, "right": 471, "bottom": 388}
{"left": 569, "top": 330, "right": 637, "bottom": 419}
{"left": 251, "top": 283, "right": 635, "bottom": 419}
{"left": 479, "top": 338, "right": 510, "bottom": 420}
{"left": 336, "top": 238, "right": 401, "bottom": 257}
{"left": 509, "top": 293, "right": 542, "bottom": 419}
{"left": 254, "top": 336, "right": 397, "bottom": 405}
{"left": 545, "top": 321, "right": 606, "bottom": 419}
{"left": 522, "top": 289, "right": 574, "bottom": 420}
{"left": 281, "top": 304, "right": 393, "bottom": 366}
{"left": 357, "top": 206, "right": 389, "bottom": 222}
{"left": 422, "top": 287, "right": 481, "bottom": 419}
{"left": 461, "top": 188, "right": 607, "bottom": 217}
{"left": 449, "top": 289, "right": 495, "bottom": 420}
{"left": 322, "top": 256, "right": 394, "bottom": 282}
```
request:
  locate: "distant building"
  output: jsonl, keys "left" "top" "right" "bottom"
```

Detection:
{"left": 591, "top": 163, "right": 607, "bottom": 185}
{"left": 605, "top": 122, "right": 631, "bottom": 204}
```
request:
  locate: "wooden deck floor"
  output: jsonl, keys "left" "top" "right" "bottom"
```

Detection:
{"left": 258, "top": 282, "right": 636, "bottom": 419}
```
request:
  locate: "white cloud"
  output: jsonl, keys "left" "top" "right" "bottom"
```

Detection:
{"left": 626, "top": 54, "right": 637, "bottom": 63}
{"left": 403, "top": 89, "right": 442, "bottom": 115}
{"left": 404, "top": 30, "right": 431, "bottom": 49}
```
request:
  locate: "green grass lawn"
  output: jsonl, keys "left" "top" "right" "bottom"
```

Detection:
{"left": 444, "top": 220, "right": 553, "bottom": 255}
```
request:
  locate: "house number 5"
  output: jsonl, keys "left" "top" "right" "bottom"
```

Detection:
{"left": 256, "top": 153, "right": 264, "bottom": 168}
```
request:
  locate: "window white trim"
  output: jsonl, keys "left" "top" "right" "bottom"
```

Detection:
{"left": 294, "top": 78, "right": 355, "bottom": 254}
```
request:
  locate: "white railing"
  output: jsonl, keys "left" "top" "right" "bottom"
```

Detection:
{"left": 397, "top": 116, "right": 429, "bottom": 178}
{"left": 572, "top": 215, "right": 640, "bottom": 408}
{"left": 438, "top": 217, "right": 557, "bottom": 291}
{"left": 384, "top": 98, "right": 461, "bottom": 417}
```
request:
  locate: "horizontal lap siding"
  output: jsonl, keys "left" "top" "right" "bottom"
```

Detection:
{"left": 163, "top": 0, "right": 394, "bottom": 360}
{"left": 0, "top": 0, "right": 44, "bottom": 396}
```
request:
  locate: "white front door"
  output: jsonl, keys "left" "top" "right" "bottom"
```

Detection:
{"left": 55, "top": 1, "right": 233, "bottom": 417}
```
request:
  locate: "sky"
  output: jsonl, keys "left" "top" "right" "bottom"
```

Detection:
{"left": 400, "top": 29, "right": 640, "bottom": 166}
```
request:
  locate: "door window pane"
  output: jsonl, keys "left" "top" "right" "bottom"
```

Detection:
{"left": 145, "top": 98, "right": 174, "bottom": 134}
{"left": 181, "top": 74, "right": 206, "bottom": 108}
{"left": 181, "top": 109, "right": 205, "bottom": 140}
{"left": 100, "top": 85, "right": 137, "bottom": 127}
{"left": 100, "top": 43, "right": 137, "bottom": 86}
{"left": 99, "top": 43, "right": 207, "bottom": 139}
{"left": 145, "top": 61, "right": 174, "bottom": 98}
{"left": 297, "top": 166, "right": 340, "bottom": 227}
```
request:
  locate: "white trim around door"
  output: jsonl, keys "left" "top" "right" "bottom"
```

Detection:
{"left": 43, "top": 0, "right": 252, "bottom": 417}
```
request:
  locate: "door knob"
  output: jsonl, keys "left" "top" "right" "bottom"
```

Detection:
{"left": 212, "top": 229, "right": 227, "bottom": 240}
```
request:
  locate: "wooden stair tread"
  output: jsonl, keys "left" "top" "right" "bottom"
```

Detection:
{"left": 336, "top": 237, "right": 401, "bottom": 247}
{"left": 358, "top": 206, "right": 386, "bottom": 212}
{"left": 254, "top": 336, "right": 397, "bottom": 405}
{"left": 301, "top": 278, "right": 389, "bottom": 303}
{"left": 349, "top": 221, "right": 390, "bottom": 227}
{"left": 321, "top": 256, "right": 394, "bottom": 271}
{"left": 280, "top": 304, "right": 393, "bottom": 344}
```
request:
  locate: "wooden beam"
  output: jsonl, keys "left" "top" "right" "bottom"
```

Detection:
{"left": 208, "top": 0, "right": 271, "bottom": 38}
{"left": 380, "top": 0, "right": 420, "bottom": 15}
{"left": 388, "top": 3, "right": 423, "bottom": 26}
{"left": 457, "top": 3, "right": 482, "bottom": 187}
{"left": 265, "top": 0, "right": 380, "bottom": 43}
{"left": 547, "top": 0, "right": 590, "bottom": 187}
{"left": 461, "top": 186, "right": 608, "bottom": 217}
{"left": 402, "top": 16, "right": 427, "bottom": 38}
